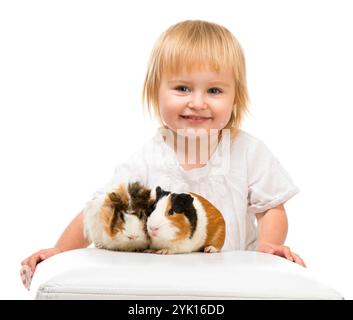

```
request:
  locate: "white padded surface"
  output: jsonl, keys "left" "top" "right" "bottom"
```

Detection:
{"left": 31, "top": 248, "right": 342, "bottom": 300}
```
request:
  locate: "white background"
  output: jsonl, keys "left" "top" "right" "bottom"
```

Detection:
{"left": 1, "top": 0, "right": 352, "bottom": 299}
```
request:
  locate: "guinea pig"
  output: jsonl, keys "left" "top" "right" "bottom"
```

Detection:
{"left": 146, "top": 186, "right": 226, "bottom": 254}
{"left": 84, "top": 181, "right": 155, "bottom": 252}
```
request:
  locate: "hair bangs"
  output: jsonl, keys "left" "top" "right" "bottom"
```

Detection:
{"left": 160, "top": 24, "right": 234, "bottom": 77}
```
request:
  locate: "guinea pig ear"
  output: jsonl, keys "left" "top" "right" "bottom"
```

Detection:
{"left": 156, "top": 186, "right": 163, "bottom": 201}
{"left": 155, "top": 186, "right": 171, "bottom": 202}
{"left": 171, "top": 193, "right": 194, "bottom": 213}
{"left": 108, "top": 192, "right": 120, "bottom": 203}
{"left": 107, "top": 192, "right": 128, "bottom": 212}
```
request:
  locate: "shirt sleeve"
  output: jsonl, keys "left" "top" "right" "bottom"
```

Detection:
{"left": 90, "top": 148, "right": 148, "bottom": 200}
{"left": 247, "top": 138, "right": 299, "bottom": 215}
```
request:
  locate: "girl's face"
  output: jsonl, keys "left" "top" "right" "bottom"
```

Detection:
{"left": 158, "top": 68, "right": 235, "bottom": 137}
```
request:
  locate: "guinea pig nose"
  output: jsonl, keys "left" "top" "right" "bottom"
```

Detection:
{"left": 149, "top": 226, "right": 159, "bottom": 232}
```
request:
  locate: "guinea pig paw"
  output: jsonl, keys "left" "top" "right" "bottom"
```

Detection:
{"left": 143, "top": 249, "right": 157, "bottom": 254}
{"left": 155, "top": 248, "right": 170, "bottom": 255}
{"left": 204, "top": 245, "right": 219, "bottom": 253}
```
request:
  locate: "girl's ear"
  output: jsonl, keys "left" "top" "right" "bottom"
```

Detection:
{"left": 171, "top": 193, "right": 194, "bottom": 213}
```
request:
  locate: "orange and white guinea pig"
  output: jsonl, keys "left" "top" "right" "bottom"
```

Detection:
{"left": 146, "top": 186, "right": 226, "bottom": 254}
{"left": 84, "top": 181, "right": 155, "bottom": 252}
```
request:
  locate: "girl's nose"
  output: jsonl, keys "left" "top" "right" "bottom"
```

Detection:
{"left": 189, "top": 93, "right": 208, "bottom": 110}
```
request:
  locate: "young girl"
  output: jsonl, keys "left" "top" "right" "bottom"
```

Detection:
{"left": 21, "top": 20, "right": 306, "bottom": 288}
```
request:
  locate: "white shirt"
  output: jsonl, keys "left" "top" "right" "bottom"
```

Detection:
{"left": 92, "top": 127, "right": 299, "bottom": 252}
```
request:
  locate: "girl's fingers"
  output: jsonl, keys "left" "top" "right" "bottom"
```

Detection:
{"left": 22, "top": 252, "right": 39, "bottom": 269}
{"left": 21, "top": 249, "right": 56, "bottom": 288}
{"left": 22, "top": 250, "right": 48, "bottom": 273}
{"left": 282, "top": 246, "right": 294, "bottom": 262}
{"left": 21, "top": 255, "right": 33, "bottom": 266}
{"left": 291, "top": 252, "right": 307, "bottom": 268}
{"left": 20, "top": 269, "right": 26, "bottom": 282}
{"left": 257, "top": 244, "right": 306, "bottom": 268}
{"left": 28, "top": 254, "right": 40, "bottom": 272}
{"left": 20, "top": 265, "right": 33, "bottom": 290}
{"left": 257, "top": 244, "right": 275, "bottom": 254}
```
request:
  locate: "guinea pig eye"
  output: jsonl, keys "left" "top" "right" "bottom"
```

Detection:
{"left": 168, "top": 208, "right": 174, "bottom": 216}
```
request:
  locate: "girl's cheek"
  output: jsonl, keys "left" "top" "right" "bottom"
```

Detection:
{"left": 168, "top": 95, "right": 188, "bottom": 106}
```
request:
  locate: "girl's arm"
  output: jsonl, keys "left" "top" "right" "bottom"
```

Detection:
{"left": 256, "top": 204, "right": 288, "bottom": 245}
{"left": 55, "top": 210, "right": 91, "bottom": 251}
{"left": 255, "top": 204, "right": 306, "bottom": 267}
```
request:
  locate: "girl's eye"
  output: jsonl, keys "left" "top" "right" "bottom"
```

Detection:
{"left": 175, "top": 86, "right": 190, "bottom": 93}
{"left": 208, "top": 87, "right": 222, "bottom": 94}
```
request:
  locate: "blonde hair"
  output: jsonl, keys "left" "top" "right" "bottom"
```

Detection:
{"left": 142, "top": 20, "right": 249, "bottom": 139}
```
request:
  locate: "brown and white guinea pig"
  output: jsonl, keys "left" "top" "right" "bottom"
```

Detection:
{"left": 83, "top": 181, "right": 155, "bottom": 252}
{"left": 146, "top": 186, "right": 226, "bottom": 254}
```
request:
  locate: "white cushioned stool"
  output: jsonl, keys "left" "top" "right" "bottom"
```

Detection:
{"left": 30, "top": 248, "right": 342, "bottom": 300}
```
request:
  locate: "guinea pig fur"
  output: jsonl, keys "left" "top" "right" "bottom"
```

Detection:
{"left": 84, "top": 181, "right": 155, "bottom": 252}
{"left": 146, "top": 186, "right": 226, "bottom": 254}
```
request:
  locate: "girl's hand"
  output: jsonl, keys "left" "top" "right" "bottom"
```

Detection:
{"left": 256, "top": 242, "right": 306, "bottom": 268}
{"left": 20, "top": 247, "right": 62, "bottom": 289}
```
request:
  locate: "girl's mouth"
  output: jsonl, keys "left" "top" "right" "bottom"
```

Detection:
{"left": 180, "top": 115, "right": 212, "bottom": 123}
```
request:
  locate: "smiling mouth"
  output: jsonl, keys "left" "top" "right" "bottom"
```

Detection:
{"left": 180, "top": 115, "right": 212, "bottom": 120}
